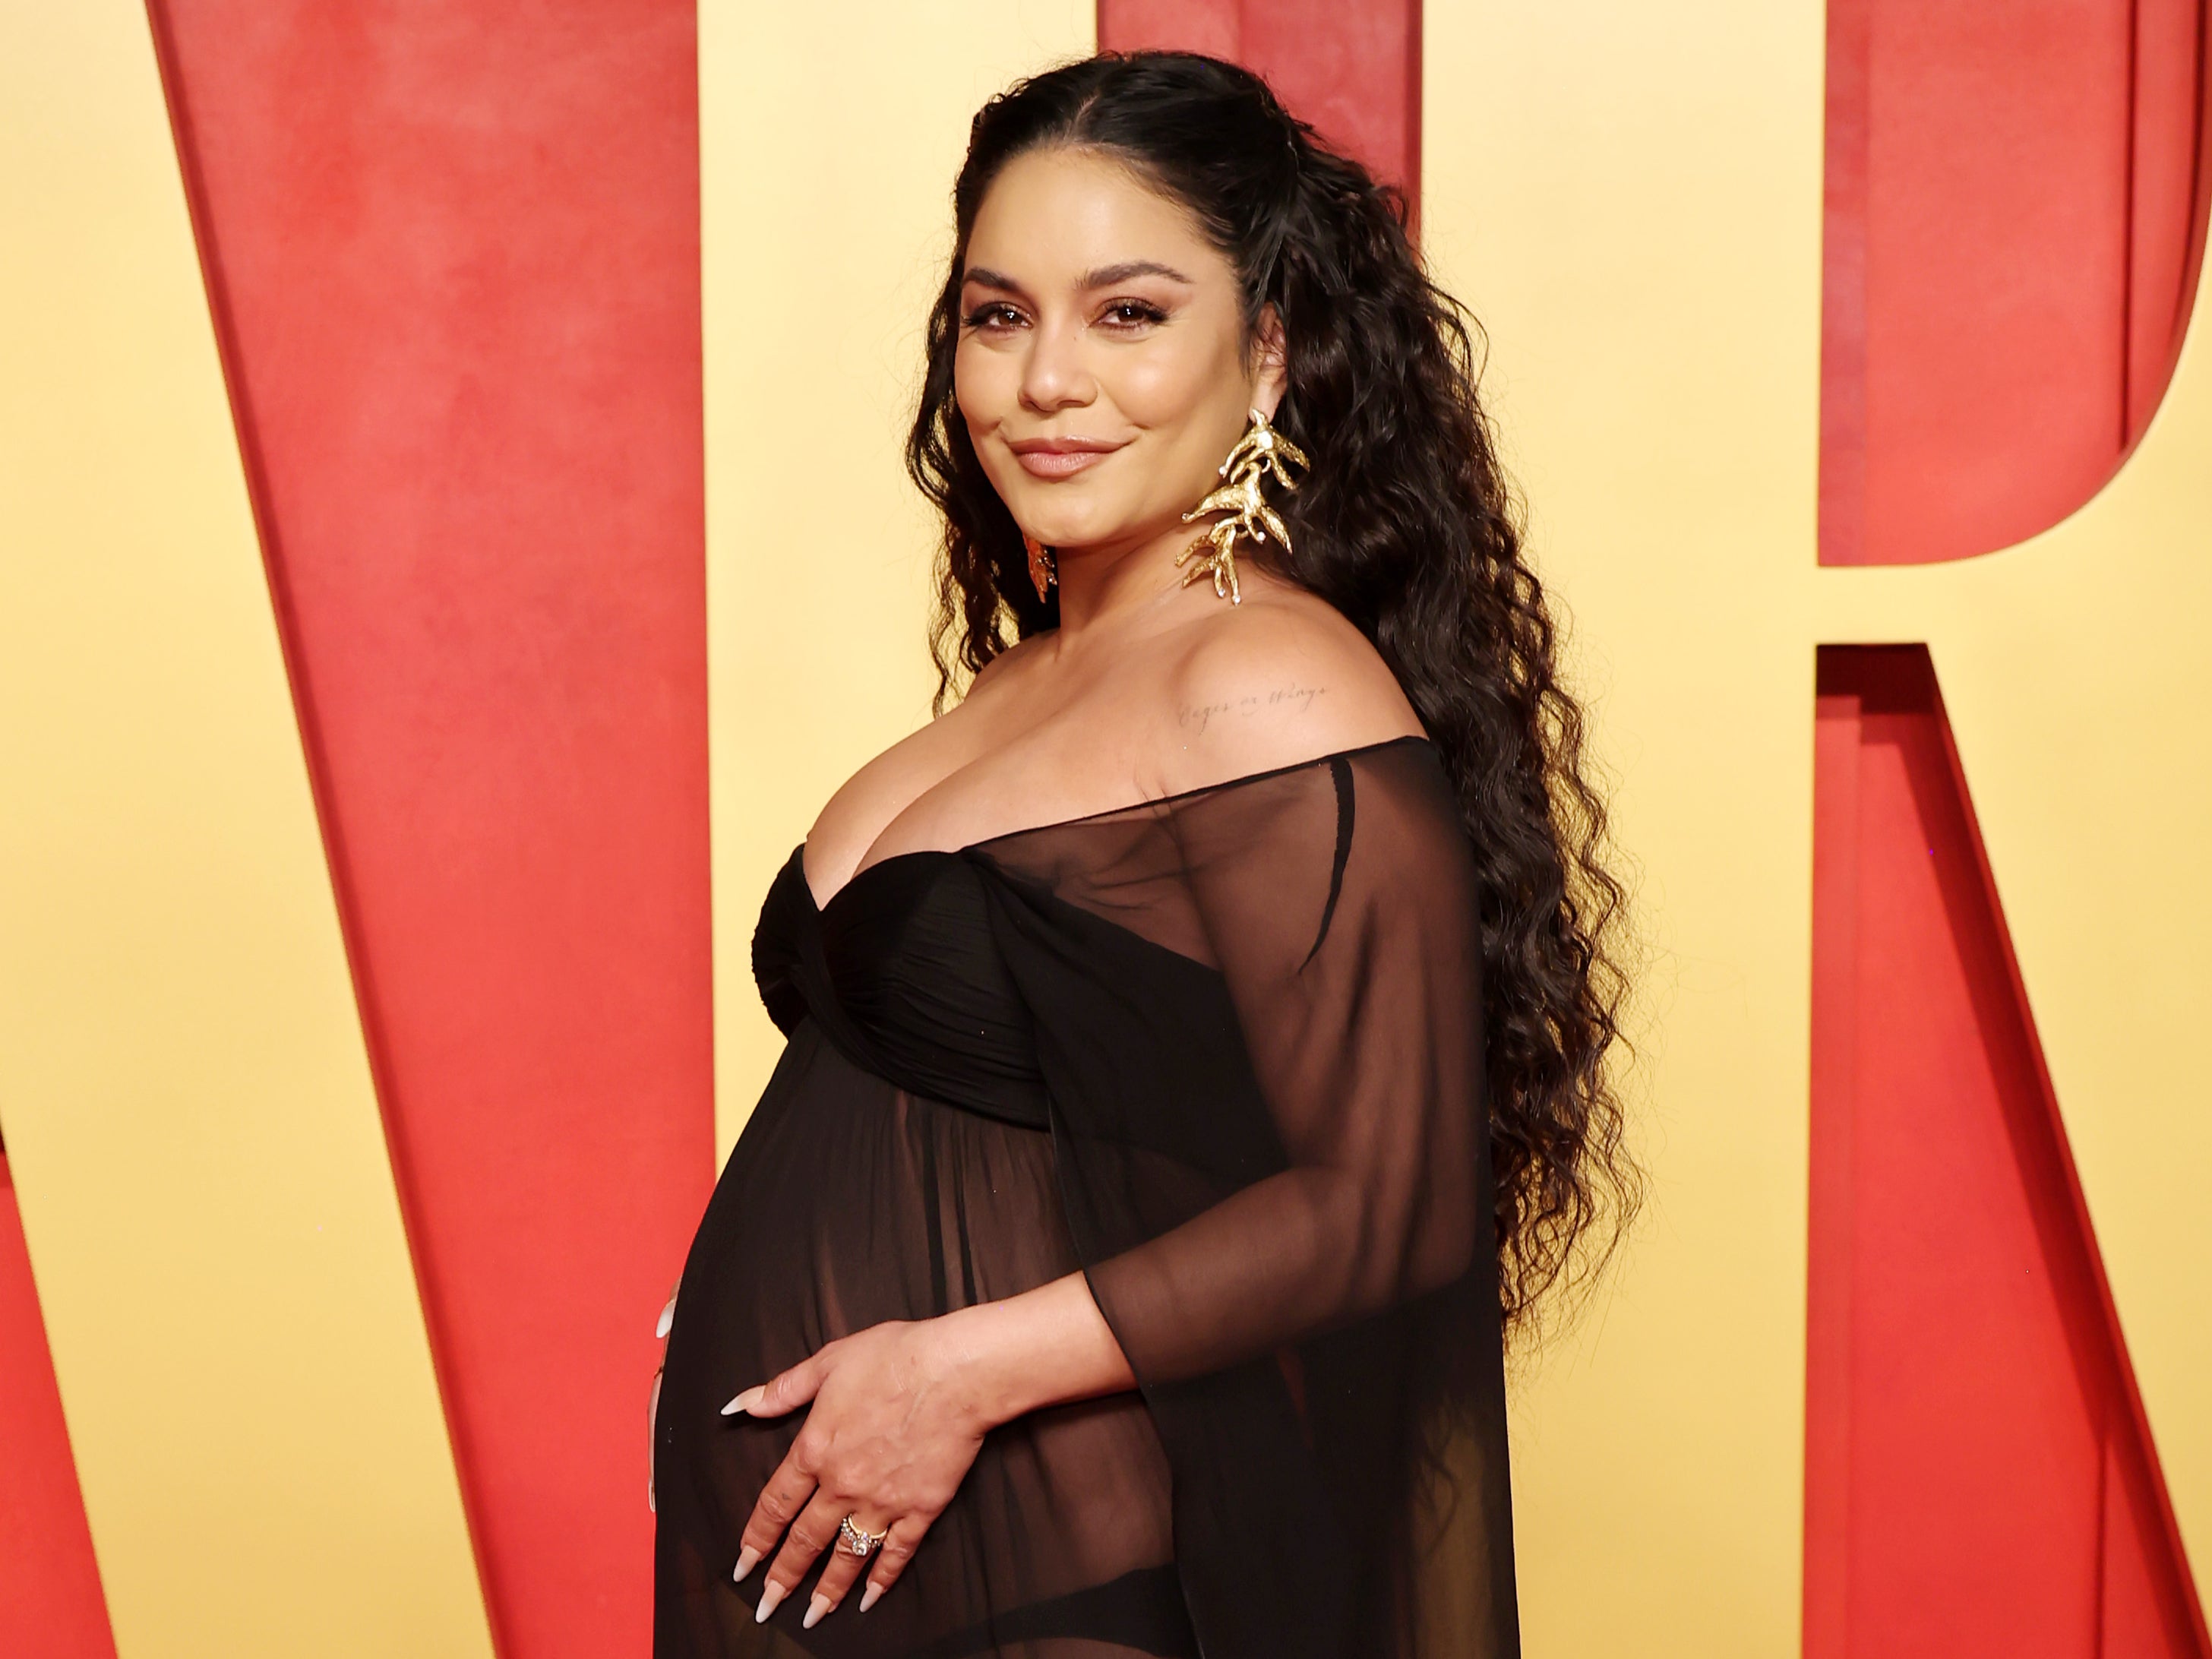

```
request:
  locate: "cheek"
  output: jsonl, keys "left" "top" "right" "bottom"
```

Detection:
{"left": 951, "top": 345, "right": 1026, "bottom": 507}
{"left": 953, "top": 340, "right": 1017, "bottom": 432}
{"left": 1101, "top": 340, "right": 1222, "bottom": 428}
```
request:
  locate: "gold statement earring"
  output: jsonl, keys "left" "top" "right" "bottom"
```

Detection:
{"left": 1023, "top": 533, "right": 1057, "bottom": 603}
{"left": 1176, "top": 406, "right": 1309, "bottom": 605}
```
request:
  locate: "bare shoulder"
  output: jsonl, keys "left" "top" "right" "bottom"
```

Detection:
{"left": 1155, "top": 586, "right": 1423, "bottom": 792}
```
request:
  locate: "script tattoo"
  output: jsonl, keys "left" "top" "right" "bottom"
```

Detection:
{"left": 1176, "top": 684, "right": 1326, "bottom": 736}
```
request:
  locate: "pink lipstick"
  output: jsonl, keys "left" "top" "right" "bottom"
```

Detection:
{"left": 1007, "top": 434, "right": 1126, "bottom": 479}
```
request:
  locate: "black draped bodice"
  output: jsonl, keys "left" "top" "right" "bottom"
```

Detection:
{"left": 752, "top": 848, "right": 1049, "bottom": 1128}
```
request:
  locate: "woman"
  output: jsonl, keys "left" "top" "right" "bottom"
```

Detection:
{"left": 652, "top": 51, "right": 1629, "bottom": 1659}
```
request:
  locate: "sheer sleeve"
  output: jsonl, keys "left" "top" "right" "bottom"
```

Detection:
{"left": 1084, "top": 746, "right": 1485, "bottom": 1377}
{"left": 975, "top": 739, "right": 1518, "bottom": 1659}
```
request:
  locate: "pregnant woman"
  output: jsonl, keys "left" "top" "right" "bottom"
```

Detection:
{"left": 652, "top": 51, "right": 1632, "bottom": 1659}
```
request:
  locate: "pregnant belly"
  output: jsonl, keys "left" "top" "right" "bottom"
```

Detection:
{"left": 653, "top": 1024, "right": 1185, "bottom": 1655}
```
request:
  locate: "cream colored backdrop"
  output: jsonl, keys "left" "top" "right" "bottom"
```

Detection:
{"left": 0, "top": 5, "right": 495, "bottom": 1655}
{"left": 701, "top": 0, "right": 1097, "bottom": 1163}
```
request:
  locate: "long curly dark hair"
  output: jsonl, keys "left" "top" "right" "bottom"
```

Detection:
{"left": 906, "top": 51, "right": 1635, "bottom": 1334}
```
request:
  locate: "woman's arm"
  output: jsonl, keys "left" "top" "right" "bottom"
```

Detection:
{"left": 722, "top": 1271, "right": 1133, "bottom": 1629}
{"left": 931, "top": 1268, "right": 1139, "bottom": 1419}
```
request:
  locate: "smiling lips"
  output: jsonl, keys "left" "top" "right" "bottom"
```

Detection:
{"left": 1007, "top": 435, "right": 1126, "bottom": 479}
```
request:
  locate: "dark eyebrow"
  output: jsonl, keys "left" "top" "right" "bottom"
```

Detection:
{"left": 959, "top": 261, "right": 1194, "bottom": 294}
{"left": 1080, "top": 260, "right": 1193, "bottom": 288}
{"left": 960, "top": 267, "right": 1027, "bottom": 295}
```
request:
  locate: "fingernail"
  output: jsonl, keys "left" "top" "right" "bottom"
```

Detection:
{"left": 859, "top": 1582, "right": 883, "bottom": 1613}
{"left": 803, "top": 1594, "right": 831, "bottom": 1630}
{"left": 754, "top": 1581, "right": 785, "bottom": 1623}
{"left": 719, "top": 1385, "right": 766, "bottom": 1417}
{"left": 656, "top": 1303, "right": 674, "bottom": 1339}
{"left": 732, "top": 1546, "right": 759, "bottom": 1583}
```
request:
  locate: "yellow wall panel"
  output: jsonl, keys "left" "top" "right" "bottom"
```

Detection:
{"left": 1427, "top": 1, "right": 2209, "bottom": 1650}
{"left": 0, "top": 6, "right": 495, "bottom": 1655}
{"left": 702, "top": 0, "right": 1095, "bottom": 1158}
{"left": 1426, "top": 5, "right": 1826, "bottom": 1651}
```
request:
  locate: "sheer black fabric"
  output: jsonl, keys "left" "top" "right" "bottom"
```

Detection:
{"left": 655, "top": 737, "right": 1517, "bottom": 1657}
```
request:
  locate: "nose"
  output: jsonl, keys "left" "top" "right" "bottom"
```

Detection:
{"left": 1019, "top": 314, "right": 1095, "bottom": 415}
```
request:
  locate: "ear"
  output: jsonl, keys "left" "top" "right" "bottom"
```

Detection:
{"left": 1250, "top": 304, "right": 1288, "bottom": 418}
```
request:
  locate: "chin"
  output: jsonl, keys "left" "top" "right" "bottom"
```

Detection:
{"left": 1018, "top": 503, "right": 1115, "bottom": 550}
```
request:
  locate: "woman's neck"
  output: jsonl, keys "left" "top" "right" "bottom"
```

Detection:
{"left": 1051, "top": 514, "right": 1216, "bottom": 640}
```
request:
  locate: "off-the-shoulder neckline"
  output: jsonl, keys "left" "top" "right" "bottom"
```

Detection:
{"left": 803, "top": 733, "right": 1433, "bottom": 913}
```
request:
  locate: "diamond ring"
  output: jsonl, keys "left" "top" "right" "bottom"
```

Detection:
{"left": 838, "top": 1515, "right": 887, "bottom": 1558}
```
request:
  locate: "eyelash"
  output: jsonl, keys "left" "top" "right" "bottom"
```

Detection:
{"left": 1100, "top": 299, "right": 1169, "bottom": 329}
{"left": 959, "top": 299, "right": 1171, "bottom": 333}
{"left": 963, "top": 302, "right": 1025, "bottom": 331}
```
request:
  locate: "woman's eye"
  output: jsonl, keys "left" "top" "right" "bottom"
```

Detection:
{"left": 1100, "top": 300, "right": 1168, "bottom": 330}
{"left": 962, "top": 303, "right": 1025, "bottom": 331}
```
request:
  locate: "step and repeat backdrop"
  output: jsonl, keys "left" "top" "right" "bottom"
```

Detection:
{"left": 2, "top": 2, "right": 2207, "bottom": 1655}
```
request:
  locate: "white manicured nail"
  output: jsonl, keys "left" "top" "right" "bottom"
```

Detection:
{"left": 859, "top": 1582, "right": 883, "bottom": 1613}
{"left": 732, "top": 1546, "right": 759, "bottom": 1583}
{"left": 656, "top": 1301, "right": 674, "bottom": 1339}
{"left": 755, "top": 1582, "right": 785, "bottom": 1623}
{"left": 803, "top": 1594, "right": 831, "bottom": 1629}
{"left": 720, "top": 1385, "right": 766, "bottom": 1417}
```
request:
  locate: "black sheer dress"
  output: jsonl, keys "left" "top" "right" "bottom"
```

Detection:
{"left": 654, "top": 736, "right": 1518, "bottom": 1658}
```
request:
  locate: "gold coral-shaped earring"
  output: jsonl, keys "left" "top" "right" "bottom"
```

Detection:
{"left": 1176, "top": 406, "right": 1308, "bottom": 605}
{"left": 1023, "top": 533, "right": 1057, "bottom": 603}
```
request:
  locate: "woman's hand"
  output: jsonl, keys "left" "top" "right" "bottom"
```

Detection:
{"left": 724, "top": 1316, "right": 994, "bottom": 1628}
{"left": 723, "top": 1272, "right": 1136, "bottom": 1628}
{"left": 648, "top": 1282, "right": 676, "bottom": 1513}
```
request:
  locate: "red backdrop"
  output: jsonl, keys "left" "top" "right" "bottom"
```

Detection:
{"left": 144, "top": 5, "right": 714, "bottom": 1656}
{"left": 0, "top": 1155, "right": 115, "bottom": 1658}
{"left": 1821, "top": 0, "right": 2212, "bottom": 564}
{"left": 1099, "top": 0, "right": 1422, "bottom": 202}
{"left": 1808, "top": 649, "right": 2207, "bottom": 1658}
